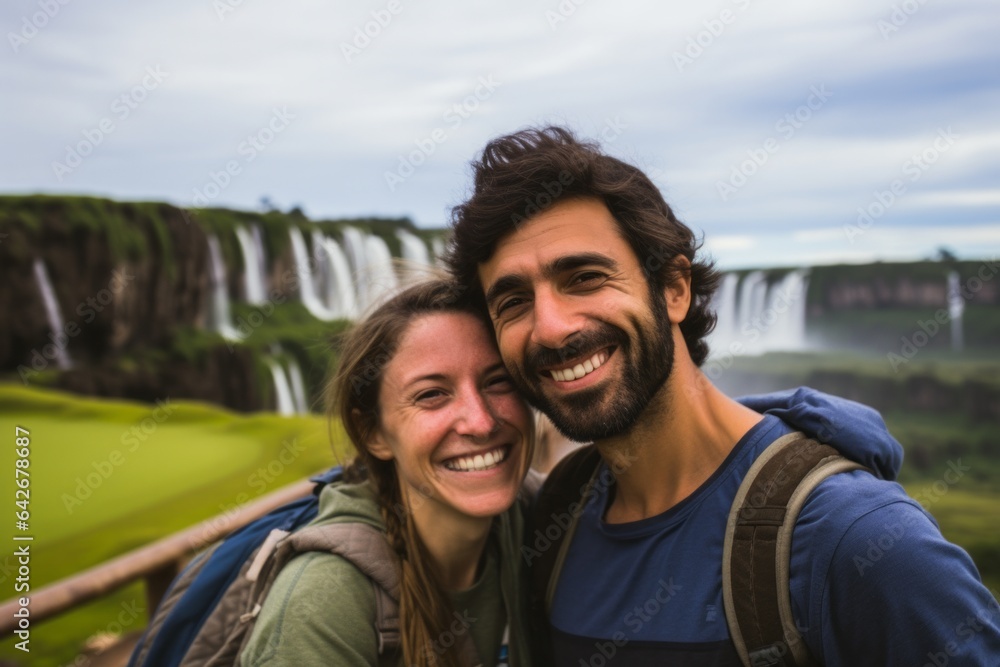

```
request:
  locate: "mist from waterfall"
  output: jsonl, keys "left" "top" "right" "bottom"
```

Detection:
{"left": 32, "top": 258, "right": 72, "bottom": 369}
{"left": 709, "top": 268, "right": 810, "bottom": 357}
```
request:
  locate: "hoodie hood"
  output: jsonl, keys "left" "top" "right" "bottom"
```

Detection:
{"left": 312, "top": 479, "right": 387, "bottom": 530}
{"left": 737, "top": 386, "right": 903, "bottom": 480}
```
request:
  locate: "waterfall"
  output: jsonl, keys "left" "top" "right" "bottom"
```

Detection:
{"left": 288, "top": 227, "right": 337, "bottom": 321}
{"left": 396, "top": 229, "right": 432, "bottom": 266}
{"left": 340, "top": 227, "right": 398, "bottom": 310}
{"left": 947, "top": 271, "right": 964, "bottom": 351}
{"left": 286, "top": 357, "right": 310, "bottom": 413}
{"left": 710, "top": 269, "right": 810, "bottom": 357}
{"left": 341, "top": 226, "right": 368, "bottom": 278}
{"left": 266, "top": 359, "right": 296, "bottom": 416}
{"left": 708, "top": 273, "right": 739, "bottom": 355}
{"left": 206, "top": 234, "right": 241, "bottom": 340}
{"left": 320, "top": 236, "right": 358, "bottom": 319}
{"left": 235, "top": 225, "right": 267, "bottom": 304}
{"left": 32, "top": 259, "right": 72, "bottom": 369}
{"left": 762, "top": 269, "right": 809, "bottom": 352}
{"left": 431, "top": 237, "right": 447, "bottom": 267}
{"left": 363, "top": 234, "right": 399, "bottom": 308}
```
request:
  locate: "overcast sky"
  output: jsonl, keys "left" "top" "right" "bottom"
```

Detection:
{"left": 3, "top": 0, "right": 999, "bottom": 268}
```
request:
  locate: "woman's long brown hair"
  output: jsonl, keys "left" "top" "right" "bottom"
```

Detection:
{"left": 325, "top": 277, "right": 484, "bottom": 667}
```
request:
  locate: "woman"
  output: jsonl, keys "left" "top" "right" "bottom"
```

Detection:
{"left": 241, "top": 278, "right": 537, "bottom": 666}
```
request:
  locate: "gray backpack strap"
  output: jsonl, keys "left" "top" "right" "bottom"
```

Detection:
{"left": 287, "top": 523, "right": 402, "bottom": 654}
{"left": 723, "top": 431, "right": 867, "bottom": 667}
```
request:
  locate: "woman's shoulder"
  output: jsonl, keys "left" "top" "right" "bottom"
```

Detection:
{"left": 241, "top": 551, "right": 382, "bottom": 665}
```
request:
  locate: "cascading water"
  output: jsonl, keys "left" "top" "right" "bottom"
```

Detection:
{"left": 235, "top": 225, "right": 267, "bottom": 304}
{"left": 320, "top": 236, "right": 358, "bottom": 319}
{"left": 363, "top": 234, "right": 399, "bottom": 308}
{"left": 266, "top": 358, "right": 296, "bottom": 416}
{"left": 288, "top": 227, "right": 337, "bottom": 321}
{"left": 286, "top": 357, "right": 309, "bottom": 413}
{"left": 708, "top": 273, "right": 740, "bottom": 354}
{"left": 431, "top": 237, "right": 447, "bottom": 267}
{"left": 341, "top": 226, "right": 368, "bottom": 281}
{"left": 763, "top": 269, "right": 808, "bottom": 351}
{"left": 709, "top": 269, "right": 810, "bottom": 357}
{"left": 206, "top": 234, "right": 241, "bottom": 340}
{"left": 32, "top": 258, "right": 72, "bottom": 369}
{"left": 396, "top": 229, "right": 431, "bottom": 266}
{"left": 948, "top": 271, "right": 965, "bottom": 351}
{"left": 340, "top": 227, "right": 400, "bottom": 309}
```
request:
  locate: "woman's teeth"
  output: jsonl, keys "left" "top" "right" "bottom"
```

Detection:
{"left": 550, "top": 350, "right": 608, "bottom": 382}
{"left": 444, "top": 446, "right": 509, "bottom": 472}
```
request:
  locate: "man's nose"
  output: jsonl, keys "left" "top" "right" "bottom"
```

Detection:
{"left": 529, "top": 287, "right": 584, "bottom": 351}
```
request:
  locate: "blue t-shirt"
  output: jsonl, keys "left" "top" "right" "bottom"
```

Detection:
{"left": 549, "top": 415, "right": 1000, "bottom": 666}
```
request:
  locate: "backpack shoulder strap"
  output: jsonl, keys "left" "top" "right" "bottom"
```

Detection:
{"left": 722, "top": 431, "right": 867, "bottom": 667}
{"left": 287, "top": 523, "right": 402, "bottom": 654}
{"left": 530, "top": 444, "right": 603, "bottom": 614}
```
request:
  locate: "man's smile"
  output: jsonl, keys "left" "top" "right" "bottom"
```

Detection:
{"left": 545, "top": 348, "right": 611, "bottom": 383}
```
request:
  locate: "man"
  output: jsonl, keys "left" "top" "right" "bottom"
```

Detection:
{"left": 446, "top": 126, "right": 1000, "bottom": 665}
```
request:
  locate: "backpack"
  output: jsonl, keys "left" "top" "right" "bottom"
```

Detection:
{"left": 529, "top": 431, "right": 867, "bottom": 667}
{"left": 128, "top": 466, "right": 403, "bottom": 667}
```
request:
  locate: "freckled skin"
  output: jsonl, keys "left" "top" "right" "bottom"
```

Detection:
{"left": 368, "top": 312, "right": 533, "bottom": 528}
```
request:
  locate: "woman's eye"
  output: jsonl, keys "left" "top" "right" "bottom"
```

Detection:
{"left": 415, "top": 389, "right": 445, "bottom": 403}
{"left": 487, "top": 375, "right": 514, "bottom": 390}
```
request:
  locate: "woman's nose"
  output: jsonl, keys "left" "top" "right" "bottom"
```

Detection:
{"left": 455, "top": 389, "right": 500, "bottom": 440}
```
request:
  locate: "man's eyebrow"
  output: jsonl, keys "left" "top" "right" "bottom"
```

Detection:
{"left": 550, "top": 252, "right": 619, "bottom": 274}
{"left": 485, "top": 274, "right": 528, "bottom": 307}
{"left": 484, "top": 252, "right": 620, "bottom": 306}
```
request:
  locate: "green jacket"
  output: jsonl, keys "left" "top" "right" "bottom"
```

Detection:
{"left": 241, "top": 480, "right": 535, "bottom": 666}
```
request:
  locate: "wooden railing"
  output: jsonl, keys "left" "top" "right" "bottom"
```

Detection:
{"left": 0, "top": 476, "right": 318, "bottom": 637}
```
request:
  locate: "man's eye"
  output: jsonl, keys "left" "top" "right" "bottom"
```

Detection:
{"left": 572, "top": 271, "right": 604, "bottom": 285}
{"left": 495, "top": 296, "right": 527, "bottom": 317}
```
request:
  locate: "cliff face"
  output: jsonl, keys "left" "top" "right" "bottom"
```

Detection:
{"left": 2, "top": 195, "right": 996, "bottom": 414}
{"left": 808, "top": 261, "right": 1000, "bottom": 313}
{"left": 0, "top": 198, "right": 209, "bottom": 368}
{"left": 0, "top": 197, "right": 260, "bottom": 410}
{"left": 0, "top": 196, "right": 433, "bottom": 413}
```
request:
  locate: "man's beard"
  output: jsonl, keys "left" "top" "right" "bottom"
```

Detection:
{"left": 510, "top": 290, "right": 674, "bottom": 443}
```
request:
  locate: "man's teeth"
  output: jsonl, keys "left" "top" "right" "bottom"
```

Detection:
{"left": 444, "top": 446, "right": 509, "bottom": 472}
{"left": 550, "top": 351, "right": 608, "bottom": 382}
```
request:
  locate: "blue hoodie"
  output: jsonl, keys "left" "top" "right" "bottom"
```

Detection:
{"left": 547, "top": 387, "right": 1000, "bottom": 666}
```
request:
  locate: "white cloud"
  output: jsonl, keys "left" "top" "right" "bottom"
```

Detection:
{"left": 1, "top": 0, "right": 997, "bottom": 266}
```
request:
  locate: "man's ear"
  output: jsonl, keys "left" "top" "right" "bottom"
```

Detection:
{"left": 354, "top": 408, "right": 393, "bottom": 461}
{"left": 663, "top": 256, "right": 692, "bottom": 324}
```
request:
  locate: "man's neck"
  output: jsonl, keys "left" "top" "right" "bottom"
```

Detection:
{"left": 597, "top": 359, "right": 763, "bottom": 524}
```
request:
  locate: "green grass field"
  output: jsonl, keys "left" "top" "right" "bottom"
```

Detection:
{"left": 0, "top": 383, "right": 997, "bottom": 663}
{"left": 0, "top": 384, "right": 350, "bottom": 664}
